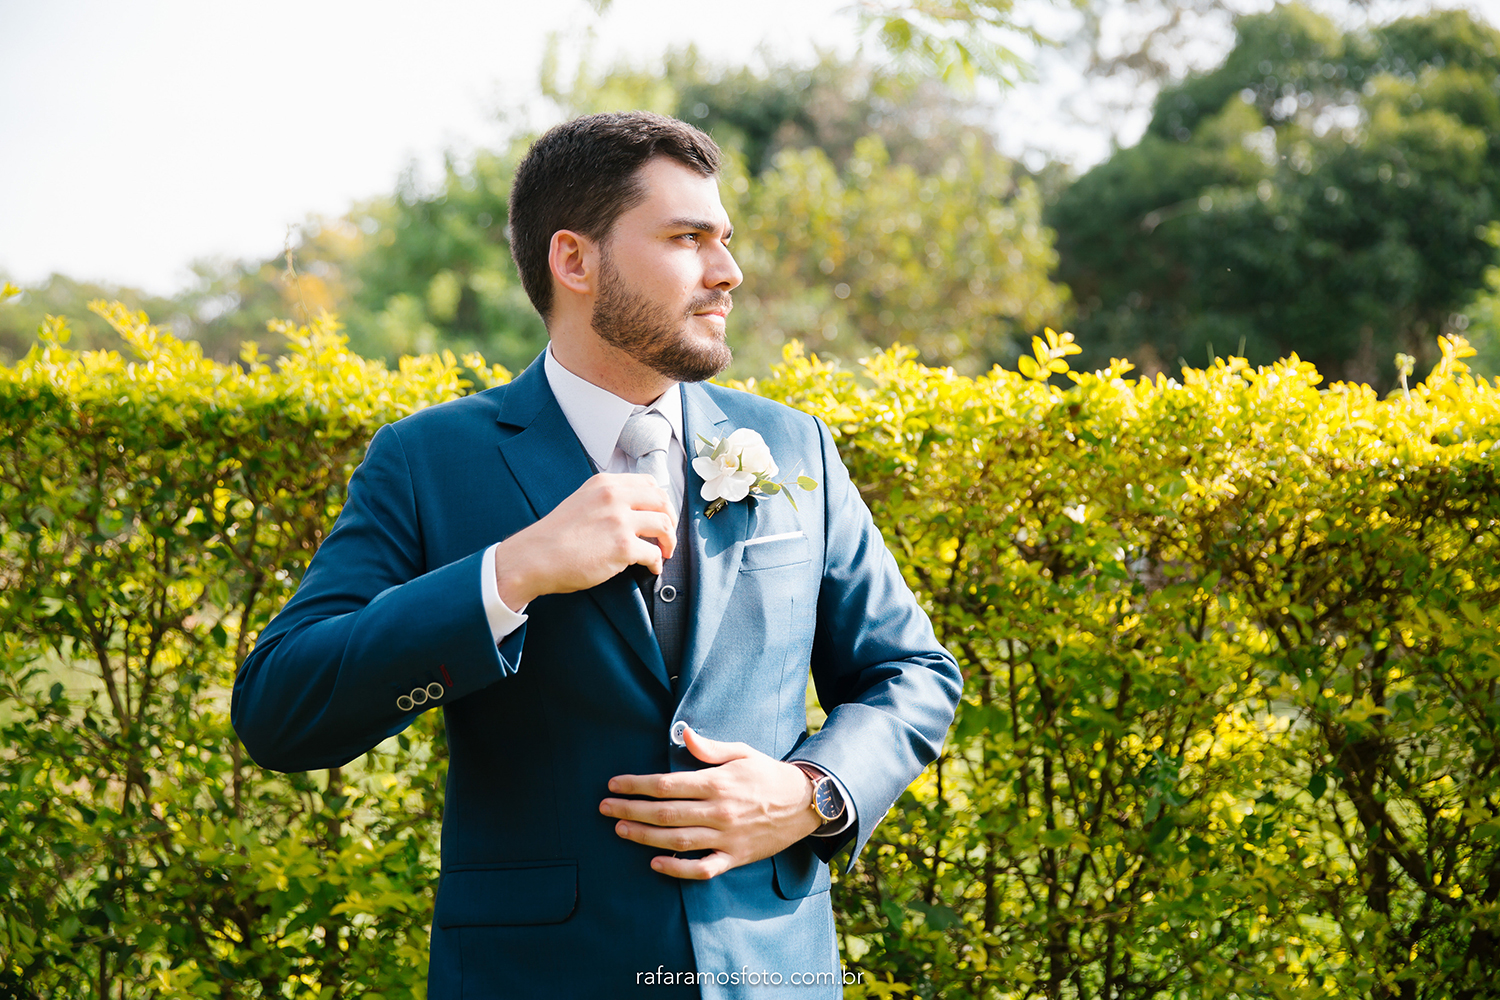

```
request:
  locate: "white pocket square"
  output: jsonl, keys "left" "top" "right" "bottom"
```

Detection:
{"left": 742, "top": 531, "right": 806, "bottom": 547}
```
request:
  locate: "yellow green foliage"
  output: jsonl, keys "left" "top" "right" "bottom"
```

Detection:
{"left": 3, "top": 309, "right": 1498, "bottom": 998}
{"left": 750, "top": 331, "right": 1500, "bottom": 998}
{"left": 0, "top": 304, "right": 480, "bottom": 997}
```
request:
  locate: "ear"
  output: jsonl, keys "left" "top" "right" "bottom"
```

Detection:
{"left": 548, "top": 230, "right": 596, "bottom": 297}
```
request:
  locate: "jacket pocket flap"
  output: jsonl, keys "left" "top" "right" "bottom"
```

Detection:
{"left": 771, "top": 843, "right": 831, "bottom": 900}
{"left": 435, "top": 861, "right": 578, "bottom": 927}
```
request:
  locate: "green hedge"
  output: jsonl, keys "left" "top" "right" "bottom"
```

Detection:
{"left": 2, "top": 303, "right": 1497, "bottom": 999}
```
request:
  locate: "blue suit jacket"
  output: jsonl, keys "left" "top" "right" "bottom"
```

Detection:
{"left": 232, "top": 355, "right": 961, "bottom": 999}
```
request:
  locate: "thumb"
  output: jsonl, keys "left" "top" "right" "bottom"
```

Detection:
{"left": 681, "top": 725, "right": 751, "bottom": 765}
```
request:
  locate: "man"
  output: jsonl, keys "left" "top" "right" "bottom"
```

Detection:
{"left": 232, "top": 111, "right": 961, "bottom": 999}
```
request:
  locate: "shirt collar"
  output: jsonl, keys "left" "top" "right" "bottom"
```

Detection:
{"left": 543, "top": 344, "right": 685, "bottom": 470}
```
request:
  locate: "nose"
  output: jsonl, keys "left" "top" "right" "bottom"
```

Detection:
{"left": 708, "top": 241, "right": 742, "bottom": 292}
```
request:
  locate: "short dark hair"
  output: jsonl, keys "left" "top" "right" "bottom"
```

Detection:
{"left": 508, "top": 111, "right": 722, "bottom": 320}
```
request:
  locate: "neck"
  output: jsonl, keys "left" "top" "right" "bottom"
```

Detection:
{"left": 548, "top": 328, "right": 673, "bottom": 406}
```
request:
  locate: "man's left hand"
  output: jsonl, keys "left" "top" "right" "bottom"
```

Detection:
{"left": 599, "top": 726, "right": 822, "bottom": 879}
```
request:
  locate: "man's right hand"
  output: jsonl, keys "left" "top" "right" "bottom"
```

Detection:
{"left": 492, "top": 473, "right": 675, "bottom": 610}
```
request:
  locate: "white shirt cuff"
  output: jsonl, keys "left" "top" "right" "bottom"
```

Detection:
{"left": 480, "top": 542, "right": 528, "bottom": 644}
{"left": 795, "top": 761, "right": 856, "bottom": 837}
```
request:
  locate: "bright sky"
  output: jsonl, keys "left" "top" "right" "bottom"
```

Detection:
{"left": 2, "top": 0, "right": 1490, "bottom": 295}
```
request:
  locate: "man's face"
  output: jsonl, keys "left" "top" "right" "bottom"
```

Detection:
{"left": 589, "top": 157, "right": 742, "bottom": 383}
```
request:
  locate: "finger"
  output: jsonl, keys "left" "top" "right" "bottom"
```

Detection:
{"left": 650, "top": 850, "right": 736, "bottom": 881}
{"left": 607, "top": 771, "right": 711, "bottom": 800}
{"left": 628, "top": 536, "right": 665, "bottom": 576}
{"left": 681, "top": 725, "right": 753, "bottom": 766}
{"left": 631, "top": 474, "right": 674, "bottom": 506}
{"left": 600, "top": 796, "right": 720, "bottom": 829}
{"left": 629, "top": 511, "right": 676, "bottom": 561}
{"left": 586, "top": 473, "right": 673, "bottom": 518}
{"left": 610, "top": 819, "right": 718, "bottom": 853}
{"left": 609, "top": 473, "right": 674, "bottom": 514}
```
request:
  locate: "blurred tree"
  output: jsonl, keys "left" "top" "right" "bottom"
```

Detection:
{"left": 172, "top": 221, "right": 366, "bottom": 362}
{"left": 550, "top": 47, "right": 1012, "bottom": 177}
{"left": 166, "top": 151, "right": 546, "bottom": 372}
{"left": 1048, "top": 4, "right": 1500, "bottom": 388}
{"left": 2, "top": 233, "right": 365, "bottom": 366}
{"left": 853, "top": 0, "right": 1056, "bottom": 86}
{"left": 586, "top": 0, "right": 1058, "bottom": 89}
{"left": 724, "top": 133, "right": 1067, "bottom": 374}
{"left": 550, "top": 49, "right": 1071, "bottom": 373}
{"left": 0, "top": 273, "right": 183, "bottom": 362}
{"left": 1050, "top": 0, "right": 1382, "bottom": 149}
{"left": 147, "top": 49, "right": 1069, "bottom": 378}
{"left": 7, "top": 33, "right": 1074, "bottom": 377}
{"left": 332, "top": 149, "right": 546, "bottom": 367}
{"left": 1458, "top": 222, "right": 1500, "bottom": 381}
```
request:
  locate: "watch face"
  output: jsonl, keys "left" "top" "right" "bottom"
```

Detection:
{"left": 813, "top": 778, "right": 844, "bottom": 822}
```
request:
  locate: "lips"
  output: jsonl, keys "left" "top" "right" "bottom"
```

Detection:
{"left": 689, "top": 293, "right": 732, "bottom": 318}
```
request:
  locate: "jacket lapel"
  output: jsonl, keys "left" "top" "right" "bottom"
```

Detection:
{"left": 680, "top": 383, "right": 746, "bottom": 688}
{"left": 496, "top": 356, "right": 667, "bottom": 687}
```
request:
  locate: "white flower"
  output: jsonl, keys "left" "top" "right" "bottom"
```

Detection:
{"left": 722, "top": 427, "right": 777, "bottom": 480}
{"left": 694, "top": 426, "right": 814, "bottom": 514}
{"left": 693, "top": 447, "right": 757, "bottom": 502}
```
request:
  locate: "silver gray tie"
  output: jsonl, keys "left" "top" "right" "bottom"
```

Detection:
{"left": 618, "top": 409, "right": 676, "bottom": 517}
{"left": 617, "top": 408, "right": 689, "bottom": 685}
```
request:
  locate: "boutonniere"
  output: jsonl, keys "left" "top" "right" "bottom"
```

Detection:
{"left": 694, "top": 428, "right": 818, "bottom": 518}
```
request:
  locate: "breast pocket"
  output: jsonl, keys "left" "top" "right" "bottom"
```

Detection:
{"left": 739, "top": 532, "right": 809, "bottom": 572}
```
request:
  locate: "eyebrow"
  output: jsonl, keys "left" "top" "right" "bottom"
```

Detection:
{"left": 664, "top": 217, "right": 734, "bottom": 241}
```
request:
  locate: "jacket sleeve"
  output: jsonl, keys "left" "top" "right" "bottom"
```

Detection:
{"left": 787, "top": 415, "right": 963, "bottom": 863}
{"left": 232, "top": 422, "right": 523, "bottom": 773}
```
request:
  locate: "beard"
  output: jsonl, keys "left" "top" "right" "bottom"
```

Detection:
{"left": 591, "top": 250, "right": 733, "bottom": 384}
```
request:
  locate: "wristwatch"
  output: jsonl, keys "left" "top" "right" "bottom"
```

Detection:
{"left": 792, "top": 762, "right": 846, "bottom": 826}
